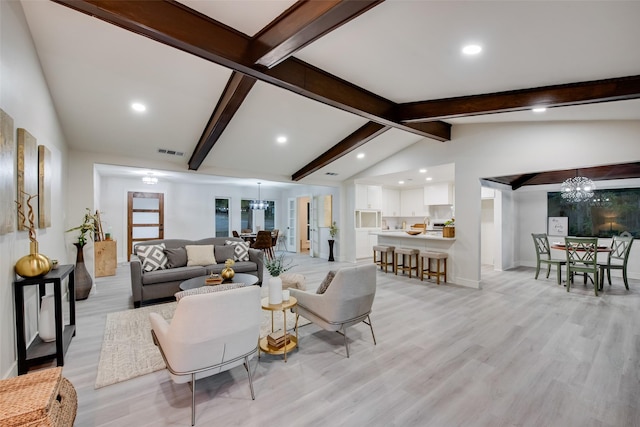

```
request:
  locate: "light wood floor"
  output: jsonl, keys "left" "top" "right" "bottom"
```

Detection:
{"left": 57, "top": 254, "right": 640, "bottom": 426}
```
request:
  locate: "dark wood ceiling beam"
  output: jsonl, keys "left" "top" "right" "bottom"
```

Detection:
{"left": 511, "top": 173, "right": 541, "bottom": 190}
{"left": 52, "top": 0, "right": 450, "bottom": 143}
{"left": 292, "top": 122, "right": 390, "bottom": 181}
{"left": 250, "top": 0, "right": 383, "bottom": 69}
{"left": 188, "top": 72, "right": 256, "bottom": 170}
{"left": 397, "top": 75, "right": 640, "bottom": 122}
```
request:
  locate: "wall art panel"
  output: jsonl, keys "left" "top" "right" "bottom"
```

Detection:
{"left": 0, "top": 109, "right": 15, "bottom": 235}
{"left": 38, "top": 145, "right": 51, "bottom": 228}
{"left": 17, "top": 128, "right": 38, "bottom": 231}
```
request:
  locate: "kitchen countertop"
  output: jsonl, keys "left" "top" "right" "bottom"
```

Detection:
{"left": 372, "top": 231, "right": 455, "bottom": 241}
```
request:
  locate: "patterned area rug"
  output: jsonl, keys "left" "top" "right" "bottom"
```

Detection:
{"left": 95, "top": 299, "right": 308, "bottom": 389}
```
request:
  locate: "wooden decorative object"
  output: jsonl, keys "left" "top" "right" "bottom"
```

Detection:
{"left": 443, "top": 227, "right": 455, "bottom": 238}
{"left": 94, "top": 240, "right": 117, "bottom": 277}
{"left": 38, "top": 145, "right": 51, "bottom": 228}
{"left": 17, "top": 128, "right": 38, "bottom": 231}
{"left": 0, "top": 109, "right": 15, "bottom": 235}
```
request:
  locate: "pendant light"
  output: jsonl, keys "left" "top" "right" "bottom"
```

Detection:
{"left": 249, "top": 182, "right": 268, "bottom": 210}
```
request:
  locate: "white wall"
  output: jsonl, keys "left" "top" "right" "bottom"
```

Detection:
{"left": 353, "top": 120, "right": 640, "bottom": 288}
{"left": 0, "top": 0, "right": 69, "bottom": 378}
{"left": 96, "top": 174, "right": 340, "bottom": 262}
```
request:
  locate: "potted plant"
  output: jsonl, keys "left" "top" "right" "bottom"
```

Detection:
{"left": 443, "top": 218, "right": 455, "bottom": 238}
{"left": 328, "top": 221, "right": 338, "bottom": 261}
{"left": 264, "top": 253, "right": 294, "bottom": 305}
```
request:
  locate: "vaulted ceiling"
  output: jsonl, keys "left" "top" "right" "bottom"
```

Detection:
{"left": 20, "top": 0, "right": 640, "bottom": 188}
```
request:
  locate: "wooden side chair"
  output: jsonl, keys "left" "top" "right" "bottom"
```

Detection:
{"left": 564, "top": 236, "right": 599, "bottom": 296}
{"left": 598, "top": 231, "right": 634, "bottom": 290}
{"left": 253, "top": 230, "right": 274, "bottom": 260}
{"left": 531, "top": 233, "right": 566, "bottom": 285}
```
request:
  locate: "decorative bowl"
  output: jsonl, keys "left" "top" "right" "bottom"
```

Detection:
{"left": 406, "top": 230, "right": 422, "bottom": 235}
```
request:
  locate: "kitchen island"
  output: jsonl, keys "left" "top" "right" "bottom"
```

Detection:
{"left": 372, "top": 230, "right": 456, "bottom": 282}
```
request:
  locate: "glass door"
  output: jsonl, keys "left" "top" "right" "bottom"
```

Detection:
{"left": 127, "top": 192, "right": 164, "bottom": 260}
{"left": 287, "top": 197, "right": 296, "bottom": 252}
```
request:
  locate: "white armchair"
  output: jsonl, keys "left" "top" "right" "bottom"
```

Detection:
{"left": 289, "top": 264, "right": 377, "bottom": 357}
{"left": 150, "top": 286, "right": 261, "bottom": 426}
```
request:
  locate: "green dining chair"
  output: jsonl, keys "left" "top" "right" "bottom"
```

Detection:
{"left": 564, "top": 236, "right": 599, "bottom": 296}
{"left": 531, "top": 233, "right": 566, "bottom": 285}
{"left": 598, "top": 231, "right": 634, "bottom": 290}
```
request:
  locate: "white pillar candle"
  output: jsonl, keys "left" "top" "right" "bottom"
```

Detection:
{"left": 282, "top": 289, "right": 290, "bottom": 301}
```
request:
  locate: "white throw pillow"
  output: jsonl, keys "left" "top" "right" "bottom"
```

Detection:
{"left": 185, "top": 245, "right": 216, "bottom": 266}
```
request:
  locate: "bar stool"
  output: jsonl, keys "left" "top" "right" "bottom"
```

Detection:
{"left": 395, "top": 248, "right": 419, "bottom": 278}
{"left": 419, "top": 251, "right": 448, "bottom": 284}
{"left": 373, "top": 245, "right": 395, "bottom": 273}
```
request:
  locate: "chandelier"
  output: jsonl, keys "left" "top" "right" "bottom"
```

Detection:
{"left": 561, "top": 175, "right": 595, "bottom": 202}
{"left": 249, "top": 182, "right": 268, "bottom": 210}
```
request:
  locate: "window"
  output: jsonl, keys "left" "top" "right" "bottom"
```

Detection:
{"left": 215, "top": 198, "right": 230, "bottom": 237}
{"left": 265, "top": 201, "right": 275, "bottom": 230}
{"left": 240, "top": 200, "right": 276, "bottom": 231}
{"left": 241, "top": 199, "right": 252, "bottom": 231}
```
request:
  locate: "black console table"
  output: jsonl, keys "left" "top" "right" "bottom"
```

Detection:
{"left": 14, "top": 264, "right": 76, "bottom": 375}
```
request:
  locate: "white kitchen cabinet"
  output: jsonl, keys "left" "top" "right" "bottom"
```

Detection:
{"left": 382, "top": 188, "right": 400, "bottom": 216}
{"left": 400, "top": 188, "right": 429, "bottom": 217}
{"left": 481, "top": 187, "right": 495, "bottom": 199}
{"left": 424, "top": 182, "right": 454, "bottom": 205}
{"left": 356, "top": 184, "right": 382, "bottom": 210}
{"left": 355, "top": 230, "right": 378, "bottom": 259}
{"left": 355, "top": 210, "right": 381, "bottom": 228}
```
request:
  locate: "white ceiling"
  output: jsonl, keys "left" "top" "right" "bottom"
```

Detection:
{"left": 20, "top": 0, "right": 640, "bottom": 189}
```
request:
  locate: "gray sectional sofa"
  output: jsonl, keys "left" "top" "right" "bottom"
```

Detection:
{"left": 130, "top": 237, "right": 263, "bottom": 307}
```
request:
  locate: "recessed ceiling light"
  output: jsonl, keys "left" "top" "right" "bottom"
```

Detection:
{"left": 462, "top": 44, "right": 482, "bottom": 55}
{"left": 398, "top": 180, "right": 405, "bottom": 185}
{"left": 357, "top": 153, "right": 365, "bottom": 159}
{"left": 131, "top": 102, "right": 146, "bottom": 112}
{"left": 276, "top": 136, "right": 287, "bottom": 143}
{"left": 419, "top": 169, "right": 427, "bottom": 173}
{"left": 426, "top": 177, "right": 433, "bottom": 181}
{"left": 532, "top": 107, "right": 547, "bottom": 113}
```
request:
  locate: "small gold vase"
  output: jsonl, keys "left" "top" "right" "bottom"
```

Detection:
{"left": 15, "top": 241, "right": 52, "bottom": 278}
{"left": 221, "top": 267, "right": 235, "bottom": 281}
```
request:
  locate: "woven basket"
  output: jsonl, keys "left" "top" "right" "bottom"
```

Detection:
{"left": 0, "top": 367, "right": 77, "bottom": 426}
{"left": 443, "top": 227, "right": 455, "bottom": 238}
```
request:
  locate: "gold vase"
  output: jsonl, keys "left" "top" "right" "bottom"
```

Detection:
{"left": 221, "top": 267, "right": 235, "bottom": 281}
{"left": 15, "top": 241, "right": 52, "bottom": 278}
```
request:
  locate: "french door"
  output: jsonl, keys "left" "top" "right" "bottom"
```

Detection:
{"left": 287, "top": 198, "right": 296, "bottom": 252}
{"left": 127, "top": 192, "right": 164, "bottom": 260}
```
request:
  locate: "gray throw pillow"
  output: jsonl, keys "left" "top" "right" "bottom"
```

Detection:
{"left": 215, "top": 245, "right": 236, "bottom": 264}
{"left": 164, "top": 247, "right": 187, "bottom": 268}
{"left": 316, "top": 270, "right": 336, "bottom": 294}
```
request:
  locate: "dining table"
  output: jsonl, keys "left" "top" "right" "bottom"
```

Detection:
{"left": 240, "top": 233, "right": 257, "bottom": 245}
{"left": 550, "top": 240, "right": 612, "bottom": 288}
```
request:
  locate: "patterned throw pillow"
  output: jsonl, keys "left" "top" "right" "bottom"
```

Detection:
{"left": 136, "top": 243, "right": 168, "bottom": 272}
{"left": 225, "top": 240, "right": 250, "bottom": 262}
{"left": 174, "top": 282, "right": 248, "bottom": 301}
{"left": 316, "top": 270, "right": 336, "bottom": 294}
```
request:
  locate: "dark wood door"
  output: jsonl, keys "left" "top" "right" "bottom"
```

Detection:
{"left": 127, "top": 192, "right": 164, "bottom": 260}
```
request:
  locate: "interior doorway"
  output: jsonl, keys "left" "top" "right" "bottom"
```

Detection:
{"left": 297, "top": 196, "right": 310, "bottom": 254}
